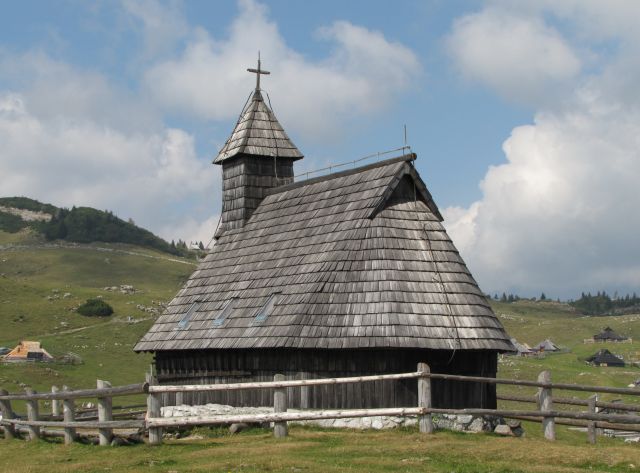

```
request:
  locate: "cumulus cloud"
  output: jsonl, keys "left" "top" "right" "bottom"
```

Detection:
{"left": 444, "top": 4, "right": 640, "bottom": 297}
{"left": 144, "top": 0, "right": 420, "bottom": 138}
{"left": 446, "top": 7, "right": 581, "bottom": 105}
{"left": 0, "top": 86, "right": 216, "bottom": 244}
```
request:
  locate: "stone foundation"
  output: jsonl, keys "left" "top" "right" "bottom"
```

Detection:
{"left": 161, "top": 404, "right": 501, "bottom": 433}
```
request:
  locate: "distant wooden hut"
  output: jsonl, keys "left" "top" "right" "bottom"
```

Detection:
{"left": 135, "top": 60, "right": 513, "bottom": 409}
{"left": 533, "top": 339, "right": 560, "bottom": 353}
{"left": 509, "top": 338, "right": 534, "bottom": 356}
{"left": 593, "top": 327, "right": 629, "bottom": 343}
{"left": 586, "top": 349, "right": 625, "bottom": 367}
{"left": 3, "top": 341, "right": 53, "bottom": 362}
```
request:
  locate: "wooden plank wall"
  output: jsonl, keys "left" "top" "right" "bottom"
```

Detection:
{"left": 218, "top": 155, "right": 295, "bottom": 235}
{"left": 155, "top": 349, "right": 497, "bottom": 409}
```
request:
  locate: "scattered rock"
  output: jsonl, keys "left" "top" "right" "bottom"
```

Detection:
{"left": 229, "top": 423, "right": 251, "bottom": 434}
{"left": 494, "top": 424, "right": 514, "bottom": 436}
{"left": 63, "top": 293, "right": 72, "bottom": 299}
{"left": 111, "top": 437, "right": 127, "bottom": 446}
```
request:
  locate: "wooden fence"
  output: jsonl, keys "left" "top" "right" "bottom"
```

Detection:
{"left": 2, "top": 365, "right": 640, "bottom": 446}
{"left": 0, "top": 381, "right": 147, "bottom": 445}
{"left": 146, "top": 363, "right": 640, "bottom": 445}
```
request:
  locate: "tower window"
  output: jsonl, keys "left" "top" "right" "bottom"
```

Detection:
{"left": 254, "top": 293, "right": 281, "bottom": 323}
{"left": 213, "top": 298, "right": 237, "bottom": 326}
{"left": 176, "top": 302, "right": 200, "bottom": 330}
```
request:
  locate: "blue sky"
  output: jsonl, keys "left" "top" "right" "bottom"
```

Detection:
{"left": 1, "top": 0, "right": 639, "bottom": 298}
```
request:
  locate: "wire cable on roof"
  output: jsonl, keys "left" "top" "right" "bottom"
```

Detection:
{"left": 411, "top": 173, "right": 461, "bottom": 363}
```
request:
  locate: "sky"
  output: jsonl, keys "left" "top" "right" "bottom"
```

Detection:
{"left": 1, "top": 0, "right": 639, "bottom": 299}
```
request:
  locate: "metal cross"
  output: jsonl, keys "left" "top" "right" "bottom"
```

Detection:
{"left": 247, "top": 53, "right": 270, "bottom": 90}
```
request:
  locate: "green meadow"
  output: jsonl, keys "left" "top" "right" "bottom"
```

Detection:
{"left": 1, "top": 229, "right": 639, "bottom": 472}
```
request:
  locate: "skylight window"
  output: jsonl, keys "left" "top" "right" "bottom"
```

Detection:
{"left": 213, "top": 298, "right": 237, "bottom": 327}
{"left": 254, "top": 293, "right": 281, "bottom": 323}
{"left": 176, "top": 302, "right": 200, "bottom": 330}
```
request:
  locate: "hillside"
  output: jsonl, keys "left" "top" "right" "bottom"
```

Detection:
{"left": 0, "top": 196, "right": 193, "bottom": 257}
{"left": 0, "top": 229, "right": 195, "bottom": 397}
{"left": 1, "top": 232, "right": 639, "bottom": 405}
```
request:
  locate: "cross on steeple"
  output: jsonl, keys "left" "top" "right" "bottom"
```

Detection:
{"left": 247, "top": 52, "right": 270, "bottom": 91}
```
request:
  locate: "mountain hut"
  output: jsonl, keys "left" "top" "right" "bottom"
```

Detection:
{"left": 586, "top": 349, "right": 625, "bottom": 367}
{"left": 3, "top": 341, "right": 53, "bottom": 362}
{"left": 135, "top": 60, "right": 514, "bottom": 409}
{"left": 593, "top": 327, "right": 628, "bottom": 342}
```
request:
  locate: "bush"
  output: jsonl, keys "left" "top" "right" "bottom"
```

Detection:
{"left": 77, "top": 298, "right": 114, "bottom": 317}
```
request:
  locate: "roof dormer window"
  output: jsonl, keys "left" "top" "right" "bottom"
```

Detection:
{"left": 176, "top": 302, "right": 200, "bottom": 330}
{"left": 254, "top": 293, "right": 280, "bottom": 324}
{"left": 213, "top": 298, "right": 237, "bottom": 327}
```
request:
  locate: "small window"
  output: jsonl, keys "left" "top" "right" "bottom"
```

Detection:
{"left": 254, "top": 293, "right": 281, "bottom": 323}
{"left": 177, "top": 302, "right": 200, "bottom": 329}
{"left": 213, "top": 298, "right": 237, "bottom": 326}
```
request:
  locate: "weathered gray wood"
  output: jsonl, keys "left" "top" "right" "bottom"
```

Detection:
{"left": 4, "top": 418, "right": 146, "bottom": 429}
{"left": 25, "top": 388, "right": 40, "bottom": 441}
{"left": 417, "top": 362, "right": 433, "bottom": 434}
{"left": 148, "top": 407, "right": 425, "bottom": 427}
{"left": 0, "top": 388, "right": 16, "bottom": 440}
{"left": 537, "top": 371, "right": 555, "bottom": 441}
{"left": 147, "top": 369, "right": 640, "bottom": 397}
{"left": 62, "top": 385, "right": 76, "bottom": 445}
{"left": 146, "top": 372, "right": 162, "bottom": 445}
{"left": 149, "top": 372, "right": 423, "bottom": 393}
{"left": 273, "top": 374, "right": 288, "bottom": 438}
{"left": 97, "top": 380, "right": 113, "bottom": 446}
{"left": 299, "top": 372, "right": 310, "bottom": 409}
{"left": 502, "top": 415, "right": 640, "bottom": 433}
{"left": 51, "top": 386, "right": 60, "bottom": 417}
{"left": 497, "top": 393, "right": 640, "bottom": 412}
{"left": 587, "top": 394, "right": 597, "bottom": 444}
{"left": 0, "top": 383, "right": 147, "bottom": 401}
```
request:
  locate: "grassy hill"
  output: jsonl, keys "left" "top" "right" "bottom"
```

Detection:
{"left": 0, "top": 196, "right": 194, "bottom": 257}
{"left": 0, "top": 229, "right": 195, "bottom": 401}
{"left": 1, "top": 229, "right": 640, "bottom": 469}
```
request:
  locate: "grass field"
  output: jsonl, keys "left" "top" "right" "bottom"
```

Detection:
{"left": 2, "top": 229, "right": 640, "bottom": 472}
{"left": 2, "top": 425, "right": 640, "bottom": 473}
{"left": 0, "top": 230, "right": 194, "bottom": 404}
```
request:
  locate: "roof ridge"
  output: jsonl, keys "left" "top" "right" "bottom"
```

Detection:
{"left": 265, "top": 153, "right": 417, "bottom": 196}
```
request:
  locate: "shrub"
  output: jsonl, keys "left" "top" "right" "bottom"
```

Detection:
{"left": 77, "top": 298, "right": 114, "bottom": 317}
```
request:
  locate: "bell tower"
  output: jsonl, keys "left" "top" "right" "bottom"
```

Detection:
{"left": 213, "top": 56, "right": 303, "bottom": 238}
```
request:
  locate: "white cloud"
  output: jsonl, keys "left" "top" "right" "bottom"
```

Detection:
{"left": 446, "top": 7, "right": 581, "bottom": 105}
{"left": 0, "top": 0, "right": 421, "bottom": 248}
{"left": 121, "top": 0, "right": 189, "bottom": 59}
{"left": 144, "top": 0, "right": 421, "bottom": 139}
{"left": 0, "top": 89, "right": 216, "bottom": 244}
{"left": 444, "top": 5, "right": 640, "bottom": 297}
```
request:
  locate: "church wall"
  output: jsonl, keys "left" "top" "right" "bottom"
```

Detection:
{"left": 218, "top": 155, "right": 295, "bottom": 235}
{"left": 154, "top": 348, "right": 497, "bottom": 410}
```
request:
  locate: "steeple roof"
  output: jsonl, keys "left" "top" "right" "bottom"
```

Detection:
{"left": 214, "top": 59, "right": 303, "bottom": 164}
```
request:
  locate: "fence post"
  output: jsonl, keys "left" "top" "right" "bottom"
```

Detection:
{"left": 273, "top": 374, "right": 288, "bottom": 438}
{"left": 417, "top": 362, "right": 434, "bottom": 434}
{"left": 24, "top": 388, "right": 40, "bottom": 441}
{"left": 51, "top": 386, "right": 60, "bottom": 417}
{"left": 0, "top": 388, "right": 16, "bottom": 440}
{"left": 62, "top": 385, "right": 76, "bottom": 445}
{"left": 587, "top": 394, "right": 597, "bottom": 444}
{"left": 97, "top": 380, "right": 113, "bottom": 446}
{"left": 537, "top": 370, "right": 555, "bottom": 441}
{"left": 146, "top": 372, "right": 162, "bottom": 445}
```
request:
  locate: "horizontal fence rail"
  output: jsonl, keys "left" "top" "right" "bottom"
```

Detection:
{"left": 0, "top": 380, "right": 147, "bottom": 446}
{"left": 148, "top": 372, "right": 640, "bottom": 397}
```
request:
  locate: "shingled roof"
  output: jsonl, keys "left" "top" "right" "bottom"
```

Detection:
{"left": 135, "top": 154, "right": 512, "bottom": 352}
{"left": 213, "top": 89, "right": 303, "bottom": 164}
